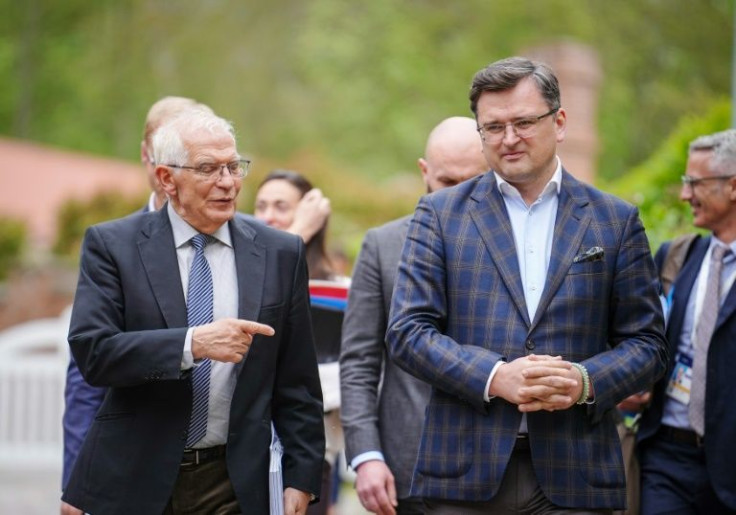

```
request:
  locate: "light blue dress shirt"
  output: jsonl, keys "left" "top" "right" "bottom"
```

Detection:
{"left": 168, "top": 203, "right": 239, "bottom": 448}
{"left": 661, "top": 237, "right": 736, "bottom": 429}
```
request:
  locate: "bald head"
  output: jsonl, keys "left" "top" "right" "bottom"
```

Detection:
{"left": 143, "top": 96, "right": 213, "bottom": 152}
{"left": 419, "top": 116, "right": 488, "bottom": 193}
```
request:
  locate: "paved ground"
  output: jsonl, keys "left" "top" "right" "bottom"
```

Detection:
{"left": 0, "top": 468, "right": 63, "bottom": 514}
{"left": 0, "top": 468, "right": 369, "bottom": 514}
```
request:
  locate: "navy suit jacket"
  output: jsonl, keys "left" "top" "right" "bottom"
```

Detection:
{"left": 386, "top": 170, "right": 667, "bottom": 509}
{"left": 61, "top": 205, "right": 154, "bottom": 488}
{"left": 62, "top": 207, "right": 324, "bottom": 515}
{"left": 640, "top": 235, "right": 736, "bottom": 509}
{"left": 61, "top": 354, "right": 105, "bottom": 488}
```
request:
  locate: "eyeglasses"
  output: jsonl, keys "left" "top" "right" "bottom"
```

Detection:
{"left": 681, "top": 174, "right": 735, "bottom": 187}
{"left": 477, "top": 107, "right": 559, "bottom": 142}
{"left": 164, "top": 159, "right": 251, "bottom": 181}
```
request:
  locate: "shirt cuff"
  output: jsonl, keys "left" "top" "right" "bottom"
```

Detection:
{"left": 350, "top": 451, "right": 385, "bottom": 471}
{"left": 484, "top": 361, "right": 506, "bottom": 402}
{"left": 181, "top": 327, "right": 195, "bottom": 370}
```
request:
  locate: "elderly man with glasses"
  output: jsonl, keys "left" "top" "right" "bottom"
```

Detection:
{"left": 61, "top": 109, "right": 324, "bottom": 515}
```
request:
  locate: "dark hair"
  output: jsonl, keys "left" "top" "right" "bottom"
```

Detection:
{"left": 258, "top": 169, "right": 334, "bottom": 280}
{"left": 469, "top": 56, "right": 561, "bottom": 116}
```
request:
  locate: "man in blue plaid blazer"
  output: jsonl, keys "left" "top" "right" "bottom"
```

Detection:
{"left": 386, "top": 57, "right": 668, "bottom": 513}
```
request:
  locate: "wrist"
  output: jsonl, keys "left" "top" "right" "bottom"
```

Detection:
{"left": 570, "top": 363, "right": 591, "bottom": 404}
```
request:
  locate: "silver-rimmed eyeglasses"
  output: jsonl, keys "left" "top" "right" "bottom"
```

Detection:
{"left": 164, "top": 159, "right": 251, "bottom": 181}
{"left": 477, "top": 107, "right": 559, "bottom": 142}
{"left": 681, "top": 174, "right": 735, "bottom": 187}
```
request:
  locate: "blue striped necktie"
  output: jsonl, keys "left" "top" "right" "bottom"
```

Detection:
{"left": 186, "top": 233, "right": 214, "bottom": 447}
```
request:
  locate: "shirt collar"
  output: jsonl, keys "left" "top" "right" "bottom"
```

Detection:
{"left": 166, "top": 203, "right": 233, "bottom": 249}
{"left": 147, "top": 192, "right": 158, "bottom": 212}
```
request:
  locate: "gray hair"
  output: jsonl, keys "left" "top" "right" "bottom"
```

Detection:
{"left": 469, "top": 56, "right": 560, "bottom": 116}
{"left": 689, "top": 129, "right": 736, "bottom": 175}
{"left": 152, "top": 110, "right": 236, "bottom": 166}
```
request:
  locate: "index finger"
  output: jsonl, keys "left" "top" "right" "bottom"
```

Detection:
{"left": 522, "top": 362, "right": 573, "bottom": 378}
{"left": 238, "top": 320, "right": 275, "bottom": 337}
{"left": 527, "top": 354, "right": 563, "bottom": 361}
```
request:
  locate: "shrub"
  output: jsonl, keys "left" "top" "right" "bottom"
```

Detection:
{"left": 0, "top": 217, "right": 27, "bottom": 281}
{"left": 53, "top": 191, "right": 148, "bottom": 260}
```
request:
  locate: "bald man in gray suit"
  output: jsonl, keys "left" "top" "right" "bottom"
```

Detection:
{"left": 340, "top": 117, "right": 488, "bottom": 515}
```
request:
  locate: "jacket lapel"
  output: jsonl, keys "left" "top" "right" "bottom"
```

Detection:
{"left": 668, "top": 236, "right": 709, "bottom": 346}
{"left": 530, "top": 171, "right": 590, "bottom": 330}
{"left": 715, "top": 241, "right": 736, "bottom": 331}
{"left": 138, "top": 208, "right": 188, "bottom": 328}
{"left": 230, "top": 215, "right": 266, "bottom": 322}
{"left": 470, "top": 176, "right": 530, "bottom": 326}
{"left": 229, "top": 215, "right": 266, "bottom": 374}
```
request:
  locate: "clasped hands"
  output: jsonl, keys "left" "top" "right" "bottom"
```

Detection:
{"left": 490, "top": 354, "right": 584, "bottom": 412}
{"left": 191, "top": 318, "right": 274, "bottom": 363}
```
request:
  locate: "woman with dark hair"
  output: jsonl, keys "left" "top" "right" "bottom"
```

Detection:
{"left": 255, "top": 170, "right": 335, "bottom": 280}
{"left": 255, "top": 169, "right": 345, "bottom": 515}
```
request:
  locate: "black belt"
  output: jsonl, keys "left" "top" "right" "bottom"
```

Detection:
{"left": 658, "top": 425, "right": 704, "bottom": 447}
{"left": 181, "top": 445, "right": 226, "bottom": 466}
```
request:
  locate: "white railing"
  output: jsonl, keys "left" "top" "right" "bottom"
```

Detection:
{"left": 0, "top": 307, "right": 70, "bottom": 469}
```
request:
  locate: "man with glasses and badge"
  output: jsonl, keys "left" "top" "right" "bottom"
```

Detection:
{"left": 386, "top": 56, "right": 667, "bottom": 513}
{"left": 637, "top": 129, "right": 736, "bottom": 514}
{"left": 61, "top": 109, "right": 324, "bottom": 515}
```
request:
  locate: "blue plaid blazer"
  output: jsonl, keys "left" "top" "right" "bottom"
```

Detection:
{"left": 386, "top": 170, "right": 667, "bottom": 509}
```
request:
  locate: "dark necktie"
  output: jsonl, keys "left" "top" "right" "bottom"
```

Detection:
{"left": 186, "top": 233, "right": 214, "bottom": 447}
{"left": 689, "top": 244, "right": 728, "bottom": 436}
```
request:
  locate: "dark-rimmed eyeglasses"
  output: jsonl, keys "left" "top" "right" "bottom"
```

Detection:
{"left": 681, "top": 174, "right": 735, "bottom": 187}
{"left": 164, "top": 159, "right": 250, "bottom": 181}
{"left": 477, "top": 107, "right": 559, "bottom": 142}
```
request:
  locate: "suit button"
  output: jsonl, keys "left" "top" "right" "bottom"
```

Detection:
{"left": 525, "top": 340, "right": 535, "bottom": 351}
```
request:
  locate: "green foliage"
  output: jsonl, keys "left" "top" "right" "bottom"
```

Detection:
{"left": 0, "top": 1, "right": 731, "bottom": 182}
{"left": 53, "top": 191, "right": 148, "bottom": 259}
{"left": 602, "top": 99, "right": 731, "bottom": 250}
{"left": 0, "top": 0, "right": 733, "bottom": 265}
{"left": 0, "top": 217, "right": 26, "bottom": 281}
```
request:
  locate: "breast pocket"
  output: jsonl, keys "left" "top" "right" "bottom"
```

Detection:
{"left": 568, "top": 259, "right": 605, "bottom": 276}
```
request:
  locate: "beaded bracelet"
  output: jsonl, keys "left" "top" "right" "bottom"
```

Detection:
{"left": 571, "top": 362, "right": 590, "bottom": 405}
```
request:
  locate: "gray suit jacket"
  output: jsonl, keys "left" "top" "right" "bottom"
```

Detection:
{"left": 340, "top": 215, "right": 431, "bottom": 499}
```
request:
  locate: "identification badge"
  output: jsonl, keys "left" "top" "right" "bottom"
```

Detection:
{"left": 665, "top": 352, "right": 692, "bottom": 405}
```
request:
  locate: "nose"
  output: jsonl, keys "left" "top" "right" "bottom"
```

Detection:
{"left": 214, "top": 166, "right": 236, "bottom": 186}
{"left": 502, "top": 123, "right": 521, "bottom": 145}
{"left": 680, "top": 183, "right": 692, "bottom": 202}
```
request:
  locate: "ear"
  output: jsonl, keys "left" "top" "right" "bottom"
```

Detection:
{"left": 728, "top": 175, "right": 736, "bottom": 202}
{"left": 418, "top": 157, "right": 429, "bottom": 183}
{"left": 554, "top": 107, "right": 567, "bottom": 144}
{"left": 140, "top": 141, "right": 151, "bottom": 164}
{"left": 156, "top": 165, "right": 177, "bottom": 197}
